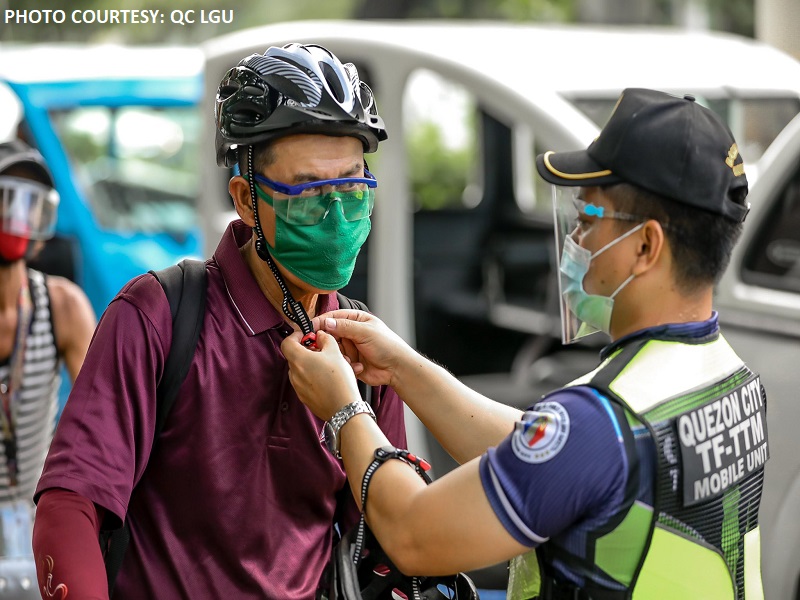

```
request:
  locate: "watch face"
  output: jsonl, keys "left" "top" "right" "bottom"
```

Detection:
{"left": 323, "top": 421, "right": 338, "bottom": 455}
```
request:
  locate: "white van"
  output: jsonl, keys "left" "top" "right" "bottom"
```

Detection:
{"left": 200, "top": 21, "right": 800, "bottom": 597}
{"left": 715, "top": 111, "right": 800, "bottom": 600}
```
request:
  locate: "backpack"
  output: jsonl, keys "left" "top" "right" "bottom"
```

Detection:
{"left": 102, "top": 258, "right": 371, "bottom": 595}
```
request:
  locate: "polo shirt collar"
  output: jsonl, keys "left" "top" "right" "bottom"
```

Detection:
{"left": 213, "top": 219, "right": 337, "bottom": 335}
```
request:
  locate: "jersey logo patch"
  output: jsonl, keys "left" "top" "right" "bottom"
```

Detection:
{"left": 512, "top": 401, "right": 570, "bottom": 464}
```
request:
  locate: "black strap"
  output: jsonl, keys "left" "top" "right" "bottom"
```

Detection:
{"left": 151, "top": 260, "right": 208, "bottom": 434}
{"left": 360, "top": 446, "right": 433, "bottom": 521}
{"left": 103, "top": 259, "right": 207, "bottom": 595}
{"left": 336, "top": 292, "right": 368, "bottom": 312}
{"left": 339, "top": 446, "right": 478, "bottom": 600}
{"left": 336, "top": 293, "right": 370, "bottom": 405}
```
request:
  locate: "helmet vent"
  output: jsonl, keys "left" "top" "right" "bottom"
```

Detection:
{"left": 320, "top": 62, "right": 345, "bottom": 104}
{"left": 241, "top": 85, "right": 265, "bottom": 97}
{"left": 217, "top": 82, "right": 240, "bottom": 101}
{"left": 233, "top": 107, "right": 265, "bottom": 126}
{"left": 359, "top": 83, "right": 376, "bottom": 114}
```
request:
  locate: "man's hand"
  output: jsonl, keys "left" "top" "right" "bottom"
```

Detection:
{"left": 282, "top": 330, "right": 362, "bottom": 421}
{"left": 311, "top": 309, "right": 417, "bottom": 389}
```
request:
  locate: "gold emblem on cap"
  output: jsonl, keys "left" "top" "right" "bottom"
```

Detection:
{"left": 543, "top": 151, "right": 612, "bottom": 180}
{"left": 725, "top": 144, "right": 745, "bottom": 177}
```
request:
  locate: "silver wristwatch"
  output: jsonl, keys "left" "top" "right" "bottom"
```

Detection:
{"left": 322, "top": 400, "right": 376, "bottom": 459}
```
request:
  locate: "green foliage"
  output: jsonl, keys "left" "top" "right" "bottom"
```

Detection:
{"left": 708, "top": 0, "right": 754, "bottom": 37}
{"left": 407, "top": 122, "right": 474, "bottom": 211}
{"left": 493, "top": 0, "right": 576, "bottom": 21}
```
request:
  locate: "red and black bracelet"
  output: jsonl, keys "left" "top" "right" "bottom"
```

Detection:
{"left": 360, "top": 445, "right": 432, "bottom": 517}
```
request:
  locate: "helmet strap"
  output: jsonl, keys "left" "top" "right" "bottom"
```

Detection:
{"left": 247, "top": 145, "right": 316, "bottom": 341}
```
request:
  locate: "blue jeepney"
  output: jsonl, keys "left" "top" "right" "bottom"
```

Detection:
{"left": 0, "top": 44, "right": 204, "bottom": 318}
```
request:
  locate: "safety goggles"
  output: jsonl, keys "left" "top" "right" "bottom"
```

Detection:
{"left": 570, "top": 198, "right": 643, "bottom": 229}
{"left": 0, "top": 176, "right": 59, "bottom": 239}
{"left": 250, "top": 170, "right": 377, "bottom": 226}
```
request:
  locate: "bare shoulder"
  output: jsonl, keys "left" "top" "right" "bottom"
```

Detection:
{"left": 46, "top": 276, "right": 93, "bottom": 317}
{"left": 46, "top": 276, "right": 97, "bottom": 342}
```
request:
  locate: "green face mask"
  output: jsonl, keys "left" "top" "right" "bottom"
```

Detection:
{"left": 255, "top": 185, "right": 371, "bottom": 291}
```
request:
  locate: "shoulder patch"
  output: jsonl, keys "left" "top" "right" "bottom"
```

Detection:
{"left": 511, "top": 401, "right": 570, "bottom": 464}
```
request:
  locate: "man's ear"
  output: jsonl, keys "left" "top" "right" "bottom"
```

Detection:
{"left": 229, "top": 176, "right": 255, "bottom": 226}
{"left": 633, "top": 219, "right": 665, "bottom": 276}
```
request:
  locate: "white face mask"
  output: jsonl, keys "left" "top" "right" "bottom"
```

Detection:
{"left": 559, "top": 222, "right": 644, "bottom": 340}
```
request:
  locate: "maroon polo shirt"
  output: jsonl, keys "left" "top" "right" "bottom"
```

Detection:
{"left": 35, "top": 219, "right": 407, "bottom": 600}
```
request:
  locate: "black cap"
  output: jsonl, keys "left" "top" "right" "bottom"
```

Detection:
{"left": 536, "top": 88, "right": 749, "bottom": 222}
{"left": 0, "top": 140, "right": 54, "bottom": 187}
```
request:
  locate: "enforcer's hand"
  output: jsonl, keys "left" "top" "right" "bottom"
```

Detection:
{"left": 282, "top": 329, "right": 362, "bottom": 422}
{"left": 311, "top": 309, "right": 417, "bottom": 389}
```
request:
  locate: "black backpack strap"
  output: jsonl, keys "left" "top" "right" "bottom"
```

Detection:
{"left": 151, "top": 259, "right": 208, "bottom": 434}
{"left": 335, "top": 293, "right": 371, "bottom": 406}
{"left": 103, "top": 259, "right": 207, "bottom": 595}
{"left": 336, "top": 292, "right": 368, "bottom": 313}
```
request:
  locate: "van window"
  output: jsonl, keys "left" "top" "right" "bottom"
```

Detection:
{"left": 516, "top": 131, "right": 577, "bottom": 219}
{"left": 403, "top": 69, "right": 480, "bottom": 211}
{"left": 50, "top": 105, "right": 200, "bottom": 234}
{"left": 571, "top": 96, "right": 800, "bottom": 163}
{"left": 741, "top": 160, "right": 800, "bottom": 293}
{"left": 516, "top": 132, "right": 556, "bottom": 218}
{"left": 709, "top": 97, "right": 800, "bottom": 164}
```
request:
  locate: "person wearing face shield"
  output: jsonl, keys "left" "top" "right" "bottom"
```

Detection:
{"left": 0, "top": 140, "right": 95, "bottom": 599}
{"left": 281, "top": 88, "right": 765, "bottom": 599}
{"left": 31, "top": 44, "right": 406, "bottom": 600}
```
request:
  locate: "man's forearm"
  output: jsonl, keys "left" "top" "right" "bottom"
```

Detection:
{"left": 391, "top": 356, "right": 522, "bottom": 463}
{"left": 33, "top": 489, "right": 110, "bottom": 600}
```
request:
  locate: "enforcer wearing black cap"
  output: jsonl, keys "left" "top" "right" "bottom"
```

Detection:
{"left": 536, "top": 88, "right": 750, "bottom": 223}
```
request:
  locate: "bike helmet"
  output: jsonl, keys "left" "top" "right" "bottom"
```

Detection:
{"left": 215, "top": 43, "right": 387, "bottom": 167}
{"left": 0, "top": 140, "right": 59, "bottom": 240}
{"left": 330, "top": 521, "right": 480, "bottom": 600}
{"left": 0, "top": 140, "right": 54, "bottom": 188}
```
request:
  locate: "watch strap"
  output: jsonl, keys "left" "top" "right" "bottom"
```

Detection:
{"left": 330, "top": 399, "right": 375, "bottom": 431}
{"left": 326, "top": 400, "right": 376, "bottom": 458}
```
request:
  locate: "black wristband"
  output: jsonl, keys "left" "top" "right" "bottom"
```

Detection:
{"left": 360, "top": 445, "right": 432, "bottom": 517}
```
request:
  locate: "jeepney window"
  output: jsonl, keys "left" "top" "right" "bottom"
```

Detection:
{"left": 50, "top": 105, "right": 200, "bottom": 234}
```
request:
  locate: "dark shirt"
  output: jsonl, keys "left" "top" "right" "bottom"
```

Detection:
{"left": 36, "top": 220, "right": 407, "bottom": 599}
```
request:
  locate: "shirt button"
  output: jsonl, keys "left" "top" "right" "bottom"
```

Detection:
{"left": 280, "top": 402, "right": 289, "bottom": 412}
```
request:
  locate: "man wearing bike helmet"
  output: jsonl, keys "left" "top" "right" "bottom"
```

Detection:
{"left": 32, "top": 44, "right": 406, "bottom": 600}
{"left": 283, "top": 89, "right": 766, "bottom": 599}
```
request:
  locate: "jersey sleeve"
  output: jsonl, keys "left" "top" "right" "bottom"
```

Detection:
{"left": 34, "top": 274, "right": 172, "bottom": 526}
{"left": 479, "top": 386, "right": 629, "bottom": 547}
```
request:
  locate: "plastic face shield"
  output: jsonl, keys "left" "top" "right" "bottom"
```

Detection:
{"left": 0, "top": 176, "right": 59, "bottom": 239}
{"left": 552, "top": 185, "right": 603, "bottom": 345}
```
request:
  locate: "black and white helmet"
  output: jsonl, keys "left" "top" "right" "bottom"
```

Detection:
{"left": 215, "top": 43, "right": 387, "bottom": 167}
{"left": 329, "top": 522, "right": 480, "bottom": 600}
